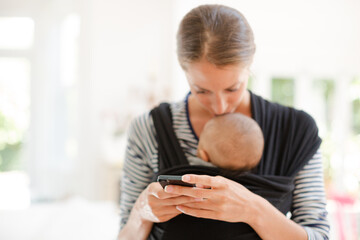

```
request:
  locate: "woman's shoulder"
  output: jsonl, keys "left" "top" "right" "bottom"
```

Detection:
{"left": 250, "top": 91, "right": 321, "bottom": 176}
{"left": 129, "top": 99, "right": 187, "bottom": 133}
{"left": 250, "top": 91, "right": 317, "bottom": 129}
{"left": 128, "top": 110, "right": 153, "bottom": 133}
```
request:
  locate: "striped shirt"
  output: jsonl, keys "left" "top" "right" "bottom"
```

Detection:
{"left": 120, "top": 99, "right": 330, "bottom": 239}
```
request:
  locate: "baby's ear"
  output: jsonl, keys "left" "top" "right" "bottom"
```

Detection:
{"left": 197, "top": 149, "right": 210, "bottom": 162}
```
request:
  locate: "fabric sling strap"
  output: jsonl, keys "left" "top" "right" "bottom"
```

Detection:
{"left": 148, "top": 93, "right": 322, "bottom": 240}
{"left": 249, "top": 91, "right": 322, "bottom": 177}
{"left": 151, "top": 103, "right": 189, "bottom": 169}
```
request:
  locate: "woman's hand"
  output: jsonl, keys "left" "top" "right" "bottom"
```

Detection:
{"left": 118, "top": 181, "right": 203, "bottom": 240}
{"left": 164, "top": 174, "right": 261, "bottom": 224}
{"left": 134, "top": 181, "right": 200, "bottom": 223}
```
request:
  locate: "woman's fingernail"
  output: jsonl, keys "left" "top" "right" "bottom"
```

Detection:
{"left": 176, "top": 206, "right": 184, "bottom": 212}
{"left": 182, "top": 175, "right": 190, "bottom": 182}
{"left": 194, "top": 198, "right": 203, "bottom": 202}
{"left": 165, "top": 186, "right": 173, "bottom": 192}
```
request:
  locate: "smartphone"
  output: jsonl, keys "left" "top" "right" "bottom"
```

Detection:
{"left": 157, "top": 175, "right": 196, "bottom": 189}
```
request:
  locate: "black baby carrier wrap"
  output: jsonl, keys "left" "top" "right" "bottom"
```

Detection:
{"left": 148, "top": 92, "right": 321, "bottom": 240}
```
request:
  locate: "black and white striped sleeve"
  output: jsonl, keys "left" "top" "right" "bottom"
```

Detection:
{"left": 119, "top": 113, "right": 158, "bottom": 230}
{"left": 291, "top": 150, "right": 330, "bottom": 239}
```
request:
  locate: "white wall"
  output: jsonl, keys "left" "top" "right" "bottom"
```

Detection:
{"left": 75, "top": 0, "right": 175, "bottom": 200}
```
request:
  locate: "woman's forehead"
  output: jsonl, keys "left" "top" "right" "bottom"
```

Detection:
{"left": 185, "top": 60, "right": 249, "bottom": 88}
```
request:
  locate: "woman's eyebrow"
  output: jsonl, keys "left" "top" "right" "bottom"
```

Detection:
{"left": 193, "top": 85, "right": 208, "bottom": 91}
{"left": 194, "top": 81, "right": 240, "bottom": 91}
{"left": 225, "top": 82, "right": 241, "bottom": 89}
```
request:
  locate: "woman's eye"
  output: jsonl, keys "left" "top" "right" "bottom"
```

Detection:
{"left": 227, "top": 88, "right": 239, "bottom": 92}
{"left": 196, "top": 90, "right": 208, "bottom": 94}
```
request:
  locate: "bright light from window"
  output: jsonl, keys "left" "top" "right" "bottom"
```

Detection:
{"left": 0, "top": 18, "right": 32, "bottom": 210}
{"left": 0, "top": 171, "right": 30, "bottom": 210}
{"left": 60, "top": 14, "right": 80, "bottom": 87}
{"left": 0, "top": 57, "right": 30, "bottom": 132}
{"left": 0, "top": 17, "right": 34, "bottom": 49}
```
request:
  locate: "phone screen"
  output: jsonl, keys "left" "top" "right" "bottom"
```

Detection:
{"left": 157, "top": 175, "right": 196, "bottom": 189}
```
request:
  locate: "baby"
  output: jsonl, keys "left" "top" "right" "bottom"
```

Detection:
{"left": 197, "top": 113, "right": 264, "bottom": 172}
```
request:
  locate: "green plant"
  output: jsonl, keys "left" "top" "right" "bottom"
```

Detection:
{"left": 0, "top": 111, "right": 24, "bottom": 171}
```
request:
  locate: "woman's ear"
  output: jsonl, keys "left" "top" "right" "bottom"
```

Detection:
{"left": 197, "top": 149, "right": 210, "bottom": 162}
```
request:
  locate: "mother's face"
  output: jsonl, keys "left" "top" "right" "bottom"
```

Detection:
{"left": 185, "top": 60, "right": 250, "bottom": 116}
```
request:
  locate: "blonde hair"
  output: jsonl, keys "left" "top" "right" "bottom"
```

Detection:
{"left": 177, "top": 4, "right": 256, "bottom": 69}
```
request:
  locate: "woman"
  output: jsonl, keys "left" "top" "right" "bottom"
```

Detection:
{"left": 118, "top": 4, "right": 329, "bottom": 240}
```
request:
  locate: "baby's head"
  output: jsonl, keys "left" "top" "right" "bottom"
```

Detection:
{"left": 197, "top": 113, "right": 264, "bottom": 171}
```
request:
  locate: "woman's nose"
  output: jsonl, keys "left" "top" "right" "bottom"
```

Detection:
{"left": 212, "top": 94, "right": 227, "bottom": 115}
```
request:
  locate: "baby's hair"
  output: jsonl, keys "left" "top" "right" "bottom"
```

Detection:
{"left": 200, "top": 113, "right": 264, "bottom": 171}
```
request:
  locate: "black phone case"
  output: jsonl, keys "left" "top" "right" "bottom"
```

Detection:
{"left": 157, "top": 175, "right": 196, "bottom": 189}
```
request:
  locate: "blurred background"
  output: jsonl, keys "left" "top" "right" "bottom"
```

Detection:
{"left": 0, "top": 0, "right": 359, "bottom": 239}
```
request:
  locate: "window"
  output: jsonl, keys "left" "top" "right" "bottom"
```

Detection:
{"left": 0, "top": 57, "right": 30, "bottom": 171}
{"left": 271, "top": 77, "right": 294, "bottom": 106}
{"left": 247, "top": 75, "right": 254, "bottom": 90}
{"left": 0, "top": 17, "right": 33, "bottom": 210}
{"left": 312, "top": 78, "right": 336, "bottom": 184}
{"left": 0, "top": 17, "right": 33, "bottom": 172}
{"left": 313, "top": 79, "right": 335, "bottom": 131}
{"left": 351, "top": 78, "right": 360, "bottom": 134}
{"left": 0, "top": 17, "right": 34, "bottom": 49}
